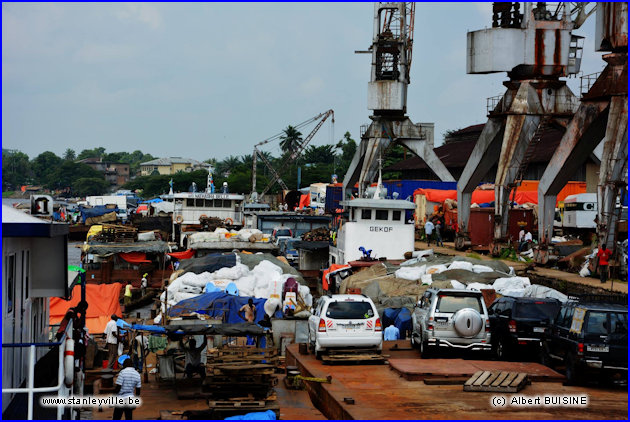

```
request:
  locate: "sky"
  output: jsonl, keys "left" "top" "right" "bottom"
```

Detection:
{"left": 2, "top": 2, "right": 605, "bottom": 162}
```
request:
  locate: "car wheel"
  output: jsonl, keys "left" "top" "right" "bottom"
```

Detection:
{"left": 564, "top": 355, "right": 581, "bottom": 386}
{"left": 420, "top": 337, "right": 432, "bottom": 359}
{"left": 410, "top": 333, "right": 418, "bottom": 349}
{"left": 315, "top": 350, "right": 323, "bottom": 360}
{"left": 539, "top": 345, "right": 554, "bottom": 369}
{"left": 495, "top": 338, "right": 507, "bottom": 360}
{"left": 307, "top": 332, "right": 315, "bottom": 353}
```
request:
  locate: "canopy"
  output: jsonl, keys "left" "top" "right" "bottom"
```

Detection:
{"left": 50, "top": 283, "right": 123, "bottom": 334}
{"left": 168, "top": 249, "right": 196, "bottom": 260}
{"left": 179, "top": 253, "right": 237, "bottom": 274}
{"left": 168, "top": 292, "right": 270, "bottom": 324}
{"left": 82, "top": 240, "right": 170, "bottom": 255}
{"left": 322, "top": 264, "right": 352, "bottom": 290}
{"left": 120, "top": 252, "right": 152, "bottom": 264}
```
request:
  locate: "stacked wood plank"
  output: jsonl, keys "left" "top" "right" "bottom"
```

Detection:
{"left": 94, "top": 224, "right": 137, "bottom": 243}
{"left": 301, "top": 227, "right": 330, "bottom": 241}
{"left": 463, "top": 371, "right": 530, "bottom": 393}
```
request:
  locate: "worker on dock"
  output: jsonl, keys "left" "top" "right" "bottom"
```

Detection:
{"left": 434, "top": 219, "right": 444, "bottom": 247}
{"left": 597, "top": 244, "right": 612, "bottom": 284}
{"left": 179, "top": 337, "right": 207, "bottom": 380}
{"left": 140, "top": 274, "right": 148, "bottom": 297}
{"left": 113, "top": 358, "right": 141, "bottom": 420}
{"left": 239, "top": 298, "right": 257, "bottom": 323}
{"left": 424, "top": 219, "right": 434, "bottom": 246}
{"left": 105, "top": 315, "right": 119, "bottom": 369}
{"left": 124, "top": 282, "right": 133, "bottom": 306}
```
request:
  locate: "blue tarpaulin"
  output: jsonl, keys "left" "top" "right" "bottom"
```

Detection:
{"left": 168, "top": 292, "right": 273, "bottom": 323}
{"left": 130, "top": 324, "right": 166, "bottom": 333}
{"left": 382, "top": 308, "right": 412, "bottom": 340}
{"left": 225, "top": 410, "right": 276, "bottom": 420}
{"left": 141, "top": 198, "right": 163, "bottom": 203}
{"left": 79, "top": 205, "right": 119, "bottom": 223}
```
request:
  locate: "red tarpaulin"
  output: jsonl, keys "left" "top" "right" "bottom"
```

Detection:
{"left": 414, "top": 189, "right": 539, "bottom": 205}
{"left": 136, "top": 204, "right": 149, "bottom": 213}
{"left": 50, "top": 283, "right": 123, "bottom": 334}
{"left": 168, "top": 249, "right": 195, "bottom": 260}
{"left": 119, "top": 252, "right": 152, "bottom": 264}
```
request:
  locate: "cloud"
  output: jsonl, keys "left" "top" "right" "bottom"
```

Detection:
{"left": 116, "top": 4, "right": 162, "bottom": 29}
{"left": 74, "top": 43, "right": 135, "bottom": 64}
{"left": 299, "top": 76, "right": 325, "bottom": 97}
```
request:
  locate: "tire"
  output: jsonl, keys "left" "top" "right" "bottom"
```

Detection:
{"left": 420, "top": 337, "right": 432, "bottom": 359}
{"left": 564, "top": 355, "right": 582, "bottom": 386}
{"left": 410, "top": 332, "right": 419, "bottom": 349}
{"left": 307, "top": 332, "right": 315, "bottom": 353}
{"left": 495, "top": 338, "right": 507, "bottom": 360}
{"left": 315, "top": 350, "right": 323, "bottom": 360}
{"left": 539, "top": 345, "right": 554, "bottom": 369}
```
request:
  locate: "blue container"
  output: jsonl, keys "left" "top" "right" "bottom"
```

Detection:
{"left": 325, "top": 186, "right": 343, "bottom": 214}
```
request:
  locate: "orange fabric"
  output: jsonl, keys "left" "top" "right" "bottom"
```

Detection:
{"left": 136, "top": 204, "right": 149, "bottom": 213}
{"left": 50, "top": 283, "right": 123, "bottom": 334}
{"left": 119, "top": 252, "right": 151, "bottom": 264}
{"left": 322, "top": 264, "right": 352, "bottom": 290}
{"left": 168, "top": 249, "right": 195, "bottom": 260}
{"left": 413, "top": 182, "right": 586, "bottom": 206}
{"left": 299, "top": 194, "right": 311, "bottom": 209}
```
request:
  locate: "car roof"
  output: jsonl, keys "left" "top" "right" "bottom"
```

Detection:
{"left": 324, "top": 294, "right": 372, "bottom": 302}
{"left": 568, "top": 302, "right": 628, "bottom": 312}
{"left": 429, "top": 288, "right": 482, "bottom": 296}
{"left": 501, "top": 296, "right": 560, "bottom": 303}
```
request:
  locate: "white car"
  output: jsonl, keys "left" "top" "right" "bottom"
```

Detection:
{"left": 308, "top": 294, "right": 383, "bottom": 358}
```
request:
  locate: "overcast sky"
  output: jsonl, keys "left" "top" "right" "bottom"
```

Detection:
{"left": 2, "top": 2, "right": 605, "bottom": 161}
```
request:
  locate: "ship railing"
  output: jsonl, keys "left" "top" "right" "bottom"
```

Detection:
{"left": 2, "top": 318, "right": 73, "bottom": 420}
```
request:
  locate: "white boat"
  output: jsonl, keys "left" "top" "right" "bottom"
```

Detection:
{"left": 329, "top": 197, "right": 415, "bottom": 264}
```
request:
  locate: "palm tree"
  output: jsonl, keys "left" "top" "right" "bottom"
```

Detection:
{"left": 279, "top": 126, "right": 303, "bottom": 154}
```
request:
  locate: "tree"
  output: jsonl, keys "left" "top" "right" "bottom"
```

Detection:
{"left": 63, "top": 148, "right": 76, "bottom": 161}
{"left": 73, "top": 177, "right": 110, "bottom": 196}
{"left": 45, "top": 161, "right": 105, "bottom": 191}
{"left": 77, "top": 147, "right": 106, "bottom": 160}
{"left": 2, "top": 150, "right": 31, "bottom": 190}
{"left": 303, "top": 144, "right": 335, "bottom": 164}
{"left": 31, "top": 151, "right": 62, "bottom": 186}
{"left": 279, "top": 126, "right": 303, "bottom": 154}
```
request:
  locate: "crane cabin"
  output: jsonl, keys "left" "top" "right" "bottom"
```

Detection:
{"left": 329, "top": 198, "right": 415, "bottom": 265}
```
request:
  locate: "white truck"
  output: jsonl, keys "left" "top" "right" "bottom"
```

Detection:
{"left": 85, "top": 195, "right": 129, "bottom": 222}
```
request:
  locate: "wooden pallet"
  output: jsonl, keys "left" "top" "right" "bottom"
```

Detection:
{"left": 208, "top": 400, "right": 267, "bottom": 408}
{"left": 463, "top": 371, "right": 530, "bottom": 393}
{"left": 321, "top": 353, "right": 386, "bottom": 365}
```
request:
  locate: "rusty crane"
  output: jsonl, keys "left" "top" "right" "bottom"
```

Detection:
{"left": 343, "top": 2, "right": 454, "bottom": 200}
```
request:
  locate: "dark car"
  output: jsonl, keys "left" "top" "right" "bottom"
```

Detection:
{"left": 488, "top": 296, "right": 561, "bottom": 359}
{"left": 541, "top": 300, "right": 628, "bottom": 385}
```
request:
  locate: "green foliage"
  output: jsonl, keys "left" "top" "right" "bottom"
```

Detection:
{"left": 46, "top": 161, "right": 106, "bottom": 192}
{"left": 279, "top": 125, "right": 303, "bottom": 153}
{"left": 73, "top": 178, "right": 111, "bottom": 196}
{"left": 63, "top": 148, "right": 76, "bottom": 161}
{"left": 77, "top": 147, "right": 106, "bottom": 160}
{"left": 124, "top": 170, "right": 213, "bottom": 197}
{"left": 2, "top": 150, "right": 31, "bottom": 190}
{"left": 32, "top": 151, "right": 63, "bottom": 187}
{"left": 303, "top": 145, "right": 335, "bottom": 164}
{"left": 466, "top": 253, "right": 482, "bottom": 260}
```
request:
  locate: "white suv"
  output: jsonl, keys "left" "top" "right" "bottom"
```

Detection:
{"left": 308, "top": 294, "right": 383, "bottom": 358}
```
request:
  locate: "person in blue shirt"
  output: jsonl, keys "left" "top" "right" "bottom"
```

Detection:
{"left": 384, "top": 324, "right": 400, "bottom": 341}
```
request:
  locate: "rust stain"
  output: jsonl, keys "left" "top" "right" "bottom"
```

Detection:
{"left": 534, "top": 29, "right": 545, "bottom": 75}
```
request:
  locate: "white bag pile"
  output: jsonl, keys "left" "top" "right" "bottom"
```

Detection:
{"left": 395, "top": 265, "right": 426, "bottom": 281}
{"left": 188, "top": 228, "right": 268, "bottom": 246}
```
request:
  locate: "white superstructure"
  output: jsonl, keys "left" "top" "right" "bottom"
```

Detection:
{"left": 329, "top": 198, "right": 415, "bottom": 264}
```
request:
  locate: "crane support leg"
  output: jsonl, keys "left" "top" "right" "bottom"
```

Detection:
{"left": 456, "top": 118, "right": 504, "bottom": 236}
{"left": 597, "top": 96, "right": 628, "bottom": 249}
{"left": 494, "top": 113, "right": 541, "bottom": 239}
{"left": 537, "top": 101, "right": 609, "bottom": 244}
{"left": 399, "top": 139, "right": 455, "bottom": 183}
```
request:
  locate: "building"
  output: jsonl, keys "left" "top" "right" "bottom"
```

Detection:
{"left": 385, "top": 124, "right": 600, "bottom": 191}
{"left": 2, "top": 205, "right": 76, "bottom": 419}
{"left": 78, "top": 158, "right": 130, "bottom": 187}
{"left": 140, "top": 157, "right": 212, "bottom": 176}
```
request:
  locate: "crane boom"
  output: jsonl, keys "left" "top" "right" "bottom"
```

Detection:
{"left": 251, "top": 109, "right": 334, "bottom": 200}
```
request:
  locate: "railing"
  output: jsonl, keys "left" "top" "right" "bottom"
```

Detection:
{"left": 580, "top": 72, "right": 602, "bottom": 96}
{"left": 2, "top": 319, "right": 73, "bottom": 420}
{"left": 486, "top": 95, "right": 503, "bottom": 115}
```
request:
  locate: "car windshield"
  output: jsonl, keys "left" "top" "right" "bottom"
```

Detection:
{"left": 275, "top": 229, "right": 291, "bottom": 237}
{"left": 286, "top": 240, "right": 298, "bottom": 249}
{"left": 514, "top": 302, "right": 559, "bottom": 320}
{"left": 436, "top": 295, "right": 481, "bottom": 313}
{"left": 326, "top": 301, "right": 374, "bottom": 320}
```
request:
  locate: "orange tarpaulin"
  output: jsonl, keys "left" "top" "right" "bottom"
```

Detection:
{"left": 119, "top": 252, "right": 151, "bottom": 264}
{"left": 168, "top": 249, "right": 195, "bottom": 260}
{"left": 299, "top": 194, "right": 311, "bottom": 209}
{"left": 322, "top": 264, "right": 352, "bottom": 291}
{"left": 50, "top": 283, "right": 123, "bottom": 334}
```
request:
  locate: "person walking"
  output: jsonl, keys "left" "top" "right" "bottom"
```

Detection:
{"left": 113, "top": 358, "right": 141, "bottom": 420}
{"left": 424, "top": 219, "right": 434, "bottom": 246}
{"left": 105, "top": 315, "right": 119, "bottom": 369}
{"left": 597, "top": 244, "right": 612, "bottom": 284}
{"left": 124, "top": 282, "right": 133, "bottom": 307}
{"left": 140, "top": 274, "right": 148, "bottom": 297}
{"left": 435, "top": 220, "right": 444, "bottom": 247}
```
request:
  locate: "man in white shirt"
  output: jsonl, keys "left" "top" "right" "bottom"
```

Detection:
{"left": 424, "top": 220, "right": 435, "bottom": 246}
{"left": 519, "top": 229, "right": 533, "bottom": 252}
{"left": 104, "top": 314, "right": 119, "bottom": 369}
{"left": 114, "top": 358, "right": 141, "bottom": 420}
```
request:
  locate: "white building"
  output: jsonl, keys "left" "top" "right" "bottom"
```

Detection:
{"left": 2, "top": 205, "right": 75, "bottom": 419}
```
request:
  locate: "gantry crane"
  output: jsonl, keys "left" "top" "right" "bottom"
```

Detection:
{"left": 343, "top": 2, "right": 454, "bottom": 200}
{"left": 251, "top": 109, "right": 334, "bottom": 201}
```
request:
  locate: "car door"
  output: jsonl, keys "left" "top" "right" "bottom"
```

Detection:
{"left": 606, "top": 312, "right": 628, "bottom": 367}
{"left": 309, "top": 300, "right": 324, "bottom": 340}
{"left": 488, "top": 299, "right": 503, "bottom": 339}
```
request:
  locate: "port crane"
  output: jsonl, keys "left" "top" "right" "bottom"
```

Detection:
{"left": 343, "top": 2, "right": 454, "bottom": 200}
{"left": 251, "top": 109, "right": 334, "bottom": 201}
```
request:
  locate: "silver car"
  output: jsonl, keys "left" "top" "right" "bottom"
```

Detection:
{"left": 411, "top": 289, "right": 491, "bottom": 358}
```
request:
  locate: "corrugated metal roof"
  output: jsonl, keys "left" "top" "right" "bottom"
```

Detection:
{"left": 140, "top": 157, "right": 210, "bottom": 166}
